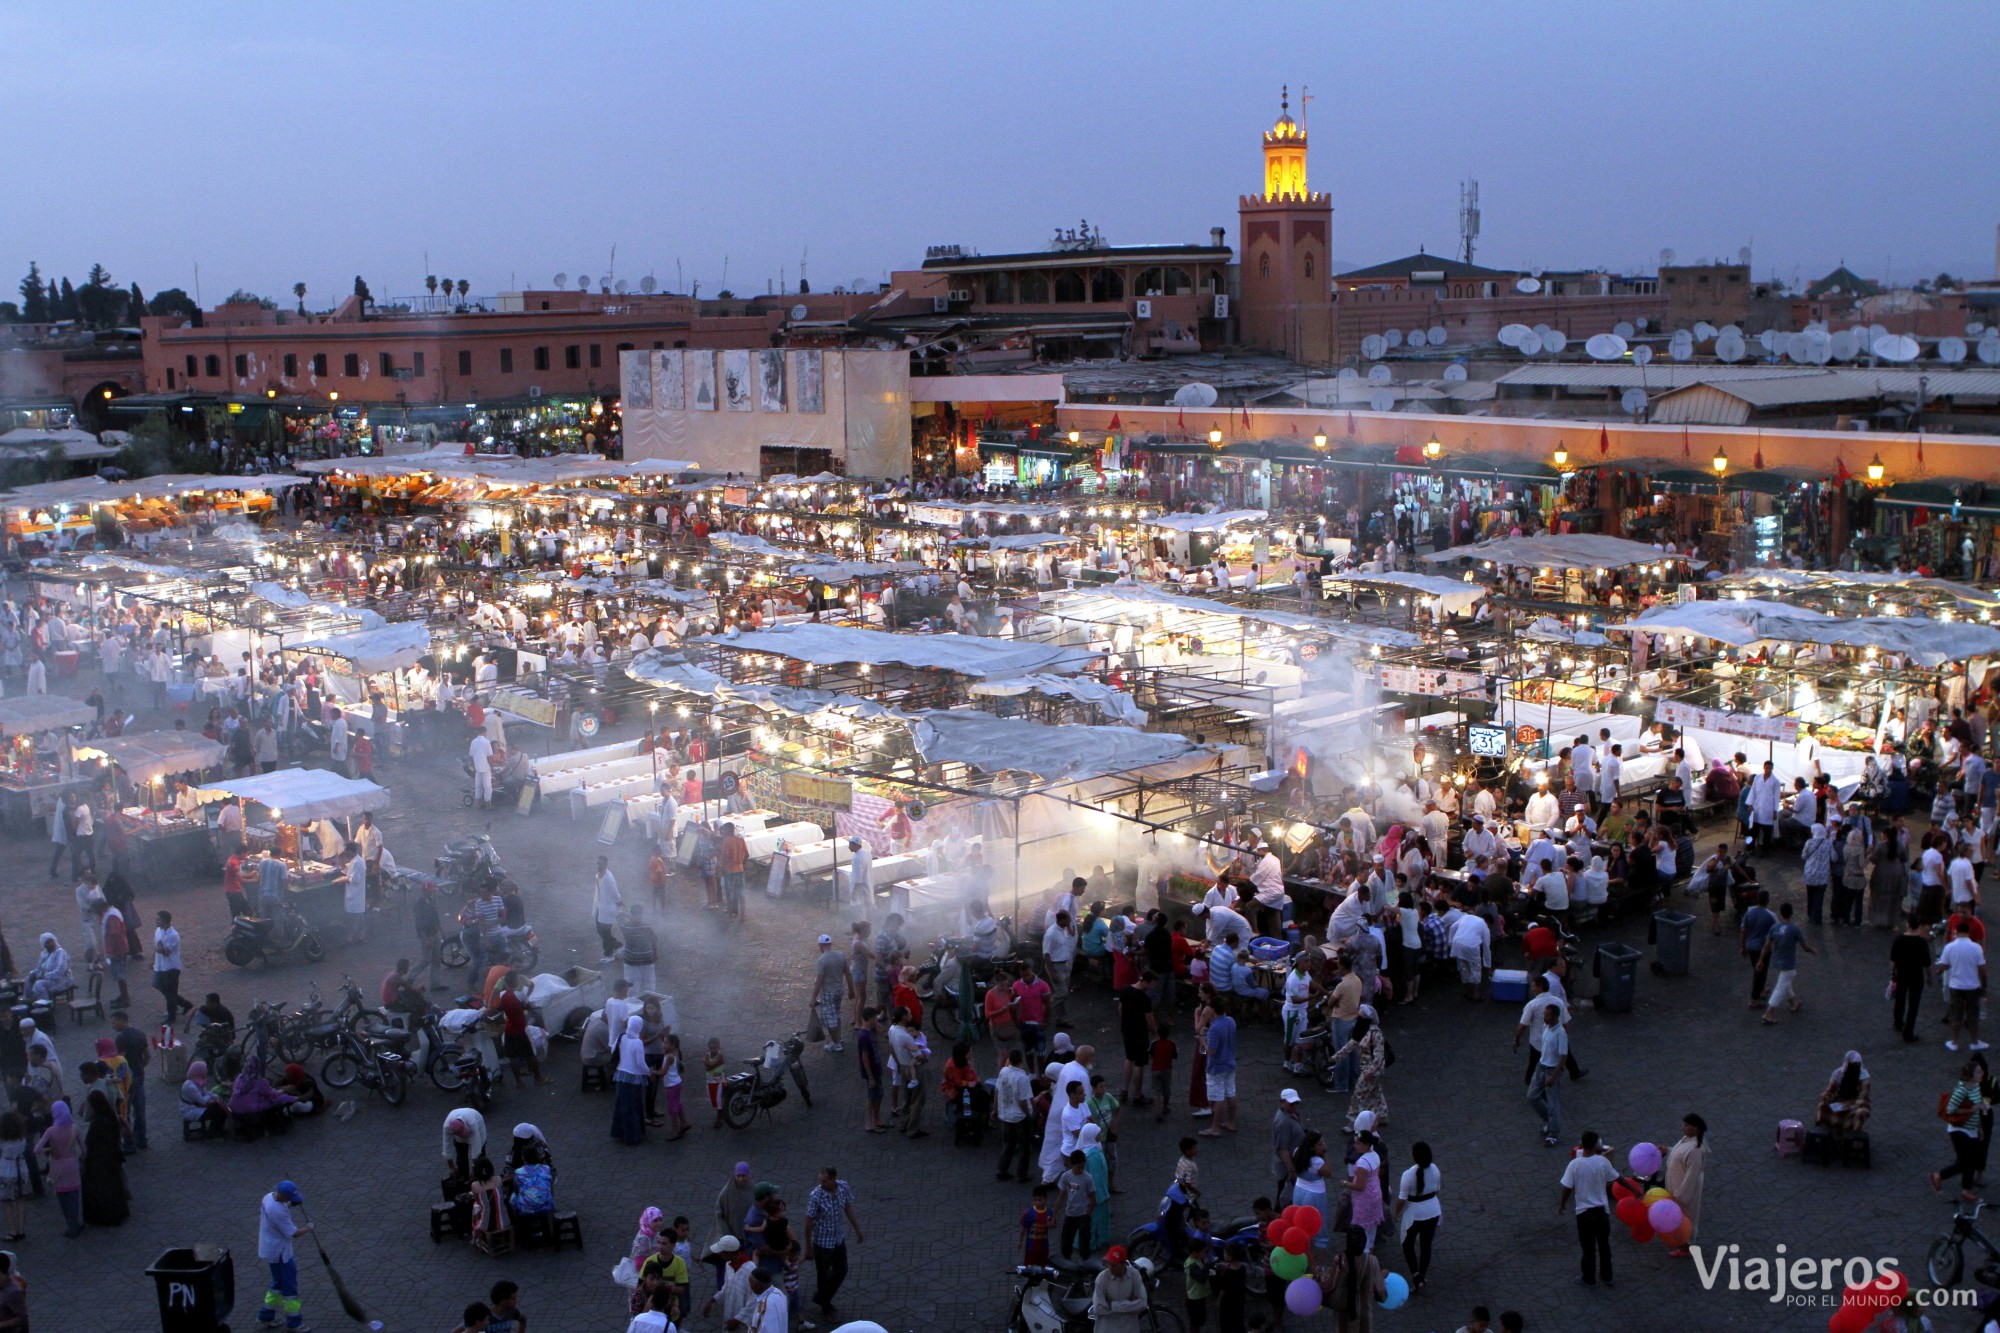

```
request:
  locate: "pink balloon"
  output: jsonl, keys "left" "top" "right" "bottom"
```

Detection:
{"left": 1285, "top": 1277, "right": 1322, "bottom": 1316}
{"left": 1647, "top": 1199, "right": 1683, "bottom": 1234}
{"left": 1628, "top": 1142, "right": 1662, "bottom": 1176}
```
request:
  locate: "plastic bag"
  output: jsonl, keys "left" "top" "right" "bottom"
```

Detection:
{"left": 611, "top": 1256, "right": 639, "bottom": 1289}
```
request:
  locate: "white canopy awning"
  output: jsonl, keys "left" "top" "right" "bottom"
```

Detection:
{"left": 698, "top": 624, "right": 1092, "bottom": 678}
{"left": 1140, "top": 508, "right": 1267, "bottom": 533}
{"left": 1327, "top": 570, "right": 1488, "bottom": 613}
{"left": 291, "top": 622, "right": 432, "bottom": 673}
{"left": 193, "top": 768, "right": 391, "bottom": 821}
{"left": 1045, "top": 584, "right": 1423, "bottom": 648}
{"left": 1617, "top": 602, "right": 2000, "bottom": 668}
{"left": 0, "top": 696, "right": 96, "bottom": 733}
{"left": 1421, "top": 534, "right": 1702, "bottom": 572}
{"left": 958, "top": 533, "right": 1081, "bottom": 550}
{"left": 250, "top": 582, "right": 385, "bottom": 630}
{"left": 791, "top": 560, "right": 924, "bottom": 584}
{"left": 79, "top": 731, "right": 228, "bottom": 784}
{"left": 910, "top": 710, "right": 1204, "bottom": 781}
{"left": 1714, "top": 569, "right": 2000, "bottom": 609}
{"left": 965, "top": 674, "right": 1147, "bottom": 725}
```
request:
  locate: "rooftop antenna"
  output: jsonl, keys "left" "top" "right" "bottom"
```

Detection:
{"left": 1299, "top": 85, "right": 1313, "bottom": 136}
{"left": 800, "top": 245, "right": 808, "bottom": 294}
{"left": 1458, "top": 179, "right": 1480, "bottom": 266}
{"left": 608, "top": 242, "right": 618, "bottom": 284}
{"left": 675, "top": 260, "right": 683, "bottom": 294}
{"left": 721, "top": 255, "right": 730, "bottom": 291}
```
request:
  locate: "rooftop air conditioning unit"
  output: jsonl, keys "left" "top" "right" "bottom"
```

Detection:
{"left": 1134, "top": 299, "right": 1153, "bottom": 319}
{"left": 949, "top": 289, "right": 973, "bottom": 303}
{"left": 932, "top": 297, "right": 950, "bottom": 313}
{"left": 1213, "top": 295, "right": 1230, "bottom": 319}
{"left": 527, "top": 385, "right": 543, "bottom": 397}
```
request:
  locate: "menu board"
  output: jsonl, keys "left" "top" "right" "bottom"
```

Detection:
{"left": 1656, "top": 699, "right": 1800, "bottom": 744}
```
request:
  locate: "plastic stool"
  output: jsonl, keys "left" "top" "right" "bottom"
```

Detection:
{"left": 551, "top": 1210, "right": 584, "bottom": 1250}
{"left": 1775, "top": 1119, "right": 1804, "bottom": 1157}
{"left": 1801, "top": 1126, "right": 1835, "bottom": 1166}
{"left": 1844, "top": 1132, "right": 1872, "bottom": 1168}
{"left": 580, "top": 1062, "right": 611, "bottom": 1093}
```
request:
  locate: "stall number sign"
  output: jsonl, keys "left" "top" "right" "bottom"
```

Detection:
{"left": 1656, "top": 699, "right": 1801, "bottom": 744}
{"left": 1468, "top": 724, "right": 1509, "bottom": 758}
{"left": 1378, "top": 665, "right": 1488, "bottom": 699}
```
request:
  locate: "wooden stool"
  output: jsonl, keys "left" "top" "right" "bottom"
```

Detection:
{"left": 1774, "top": 1119, "right": 1804, "bottom": 1157}
{"left": 473, "top": 1226, "right": 514, "bottom": 1256}
{"left": 1800, "top": 1126, "right": 1835, "bottom": 1166}
{"left": 551, "top": 1210, "right": 583, "bottom": 1251}
{"left": 515, "top": 1213, "right": 552, "bottom": 1248}
{"left": 1843, "top": 1132, "right": 1872, "bottom": 1168}
{"left": 430, "top": 1200, "right": 466, "bottom": 1242}
{"left": 580, "top": 1062, "right": 611, "bottom": 1093}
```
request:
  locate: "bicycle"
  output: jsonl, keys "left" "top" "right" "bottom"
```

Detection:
{"left": 1927, "top": 1197, "right": 2000, "bottom": 1287}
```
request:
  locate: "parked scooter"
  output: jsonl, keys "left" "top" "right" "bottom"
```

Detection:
{"left": 433, "top": 829, "right": 506, "bottom": 898}
{"left": 718, "top": 1032, "right": 812, "bottom": 1128}
{"left": 222, "top": 904, "right": 326, "bottom": 968}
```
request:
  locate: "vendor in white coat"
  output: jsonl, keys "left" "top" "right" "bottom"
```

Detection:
{"left": 468, "top": 730, "right": 495, "bottom": 808}
{"left": 1595, "top": 744, "right": 1624, "bottom": 813}
{"left": 1747, "top": 759, "right": 1783, "bottom": 854}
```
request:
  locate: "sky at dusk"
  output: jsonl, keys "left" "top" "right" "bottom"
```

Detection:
{"left": 5, "top": 1, "right": 1995, "bottom": 309}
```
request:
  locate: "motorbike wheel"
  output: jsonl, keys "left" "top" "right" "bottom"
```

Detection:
{"left": 469, "top": 1074, "right": 492, "bottom": 1111}
{"left": 300, "top": 933, "right": 326, "bottom": 964}
{"left": 272, "top": 1029, "right": 312, "bottom": 1067}
{"left": 223, "top": 938, "right": 256, "bottom": 967}
{"left": 1126, "top": 1232, "right": 1167, "bottom": 1269}
{"left": 462, "top": 793, "right": 475, "bottom": 807}
{"left": 1309, "top": 1041, "right": 1338, "bottom": 1093}
{"left": 720, "top": 1086, "right": 756, "bottom": 1130}
{"left": 378, "top": 1064, "right": 408, "bottom": 1107}
{"left": 559, "top": 1006, "right": 592, "bottom": 1039}
{"left": 1927, "top": 1235, "right": 1965, "bottom": 1287}
{"left": 516, "top": 943, "right": 540, "bottom": 973}
{"left": 440, "top": 938, "right": 470, "bottom": 969}
{"left": 321, "top": 1049, "right": 360, "bottom": 1089}
{"left": 932, "top": 1002, "right": 962, "bottom": 1041}
{"left": 1142, "top": 1306, "right": 1186, "bottom": 1333}
{"left": 428, "top": 1046, "right": 466, "bottom": 1092}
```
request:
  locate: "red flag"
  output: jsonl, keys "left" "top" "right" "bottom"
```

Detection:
{"left": 1177, "top": 407, "right": 1185, "bottom": 429}
{"left": 1289, "top": 420, "right": 1298, "bottom": 433}
{"left": 1836, "top": 457, "right": 1851, "bottom": 483}
{"left": 1681, "top": 426, "right": 1690, "bottom": 459}
{"left": 1918, "top": 433, "right": 1924, "bottom": 463}
{"left": 1108, "top": 413, "right": 1122, "bottom": 430}
{"left": 1754, "top": 449, "right": 1764, "bottom": 469}
{"left": 1241, "top": 404, "right": 1252, "bottom": 428}
{"left": 1346, "top": 411, "right": 1357, "bottom": 435}
{"left": 1598, "top": 425, "right": 1610, "bottom": 457}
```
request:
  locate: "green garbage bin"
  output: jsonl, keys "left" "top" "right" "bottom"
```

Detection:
{"left": 1594, "top": 943, "right": 1642, "bottom": 1013}
{"left": 1651, "top": 911, "right": 1696, "bottom": 977}
{"left": 147, "top": 1244, "right": 234, "bottom": 1332}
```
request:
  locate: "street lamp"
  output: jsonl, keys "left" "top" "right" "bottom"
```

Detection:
{"left": 1068, "top": 430, "right": 1081, "bottom": 446}
{"left": 1552, "top": 442, "right": 1569, "bottom": 469}
{"left": 1313, "top": 430, "right": 1328, "bottom": 450}
{"left": 1867, "top": 453, "right": 1885, "bottom": 484}
{"left": 1208, "top": 428, "right": 1223, "bottom": 448}
{"left": 1423, "top": 435, "right": 1442, "bottom": 462}
{"left": 1711, "top": 446, "right": 1729, "bottom": 477}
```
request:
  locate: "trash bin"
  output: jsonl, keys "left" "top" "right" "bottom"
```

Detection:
{"left": 1650, "top": 911, "right": 1696, "bottom": 977}
{"left": 1594, "top": 943, "right": 1642, "bottom": 1013}
{"left": 147, "top": 1244, "right": 234, "bottom": 1332}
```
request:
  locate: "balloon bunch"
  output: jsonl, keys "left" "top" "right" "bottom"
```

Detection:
{"left": 1827, "top": 1269, "right": 1908, "bottom": 1333}
{"left": 1265, "top": 1205, "right": 1322, "bottom": 1313}
{"left": 1608, "top": 1143, "right": 1694, "bottom": 1247}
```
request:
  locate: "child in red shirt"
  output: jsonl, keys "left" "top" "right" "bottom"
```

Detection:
{"left": 1020, "top": 1185, "right": 1054, "bottom": 1266}
{"left": 1149, "top": 1022, "right": 1179, "bottom": 1122}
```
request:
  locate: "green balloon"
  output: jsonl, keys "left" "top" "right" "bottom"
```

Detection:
{"left": 1270, "top": 1248, "right": 1310, "bottom": 1281}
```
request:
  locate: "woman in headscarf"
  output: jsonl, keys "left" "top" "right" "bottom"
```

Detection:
{"left": 95, "top": 1038, "right": 132, "bottom": 1131}
{"left": 179, "top": 1060, "right": 227, "bottom": 1134}
{"left": 611, "top": 1014, "right": 650, "bottom": 1145}
{"left": 442, "top": 1106, "right": 488, "bottom": 1183}
{"left": 276, "top": 1063, "right": 323, "bottom": 1116}
{"left": 1329, "top": 1005, "right": 1389, "bottom": 1130}
{"left": 1577, "top": 854, "right": 1611, "bottom": 918}
{"left": 34, "top": 1100, "right": 83, "bottom": 1237}
{"left": 506, "top": 1123, "right": 555, "bottom": 1219}
{"left": 1344, "top": 1128, "right": 1387, "bottom": 1254}
{"left": 1816, "top": 1053, "right": 1871, "bottom": 1135}
{"left": 712, "top": 1163, "right": 754, "bottom": 1250}
{"left": 228, "top": 1055, "right": 296, "bottom": 1133}
{"left": 1869, "top": 817, "right": 1909, "bottom": 929}
{"left": 1836, "top": 820, "right": 1870, "bottom": 927}
{"left": 24, "top": 934, "right": 69, "bottom": 1003}
{"left": 1078, "top": 1122, "right": 1113, "bottom": 1253}
{"left": 630, "top": 1205, "right": 666, "bottom": 1265}
{"left": 1663, "top": 1112, "right": 1710, "bottom": 1257}
{"left": 1314, "top": 1223, "right": 1386, "bottom": 1333}
{"left": 1800, "top": 823, "right": 1833, "bottom": 925}
{"left": 79, "top": 1089, "right": 127, "bottom": 1226}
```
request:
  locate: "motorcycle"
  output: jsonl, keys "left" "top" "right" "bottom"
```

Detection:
{"left": 439, "top": 925, "right": 539, "bottom": 974}
{"left": 1004, "top": 1259, "right": 1181, "bottom": 1333}
{"left": 453, "top": 1047, "right": 496, "bottom": 1111}
{"left": 223, "top": 905, "right": 326, "bottom": 968}
{"left": 433, "top": 830, "right": 506, "bottom": 898}
{"left": 1125, "top": 1203, "right": 1264, "bottom": 1270}
{"left": 461, "top": 756, "right": 530, "bottom": 808}
{"left": 917, "top": 925, "right": 1019, "bottom": 1040}
{"left": 320, "top": 1027, "right": 410, "bottom": 1107}
{"left": 718, "top": 1033, "right": 812, "bottom": 1128}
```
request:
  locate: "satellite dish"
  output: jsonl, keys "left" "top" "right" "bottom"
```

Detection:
{"left": 1426, "top": 326, "right": 1447, "bottom": 346}
{"left": 1497, "top": 323, "right": 1530, "bottom": 348}
{"left": 1979, "top": 335, "right": 2000, "bottom": 366}
{"left": 1543, "top": 329, "right": 1568, "bottom": 354}
{"left": 1585, "top": 333, "right": 1628, "bottom": 361}
{"left": 1938, "top": 336, "right": 1968, "bottom": 364}
{"left": 1660, "top": 248, "right": 1677, "bottom": 267}
{"left": 1720, "top": 325, "right": 1742, "bottom": 339}
{"left": 553, "top": 273, "right": 568, "bottom": 289}
{"left": 1360, "top": 334, "right": 1387, "bottom": 360}
{"left": 789, "top": 303, "right": 809, "bottom": 321}
{"left": 1758, "top": 329, "right": 1779, "bottom": 354}
{"left": 1633, "top": 345, "right": 1654, "bottom": 366}
{"left": 1337, "top": 366, "right": 1360, "bottom": 380}
{"left": 1804, "top": 330, "right": 1832, "bottom": 365}
{"left": 1171, "top": 383, "right": 1219, "bottom": 408}
{"left": 1368, "top": 389, "right": 1395, "bottom": 413}
{"left": 614, "top": 279, "right": 629, "bottom": 294}
{"left": 1738, "top": 246, "right": 1752, "bottom": 267}
{"left": 1875, "top": 334, "right": 1921, "bottom": 363}
{"left": 600, "top": 276, "right": 614, "bottom": 292}
{"left": 1368, "top": 364, "right": 1393, "bottom": 384}
{"left": 1636, "top": 318, "right": 1650, "bottom": 332}
{"left": 1442, "top": 363, "right": 1468, "bottom": 382}
{"left": 1383, "top": 329, "right": 1404, "bottom": 349}
{"left": 1516, "top": 277, "right": 1542, "bottom": 294}
{"left": 1530, "top": 266, "right": 1544, "bottom": 278}
{"left": 1829, "top": 329, "right": 1860, "bottom": 361}
{"left": 1715, "top": 331, "right": 1746, "bottom": 362}
{"left": 1785, "top": 333, "right": 1811, "bottom": 363}
{"left": 1533, "top": 323, "right": 1551, "bottom": 339}
{"left": 640, "top": 275, "right": 658, "bottom": 294}
{"left": 1620, "top": 388, "right": 1648, "bottom": 414}
{"left": 1613, "top": 321, "right": 1635, "bottom": 340}
{"left": 1868, "top": 323, "right": 1889, "bottom": 341}
{"left": 1969, "top": 322, "right": 1985, "bottom": 335}
{"left": 1693, "top": 322, "right": 1717, "bottom": 341}
{"left": 1517, "top": 330, "right": 1544, "bottom": 355}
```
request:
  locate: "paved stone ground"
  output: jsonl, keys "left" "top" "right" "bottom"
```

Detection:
{"left": 6, "top": 682, "right": 1990, "bottom": 1331}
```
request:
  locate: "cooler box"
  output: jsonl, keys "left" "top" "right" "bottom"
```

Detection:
{"left": 53, "top": 649, "right": 79, "bottom": 677}
{"left": 1490, "top": 968, "right": 1530, "bottom": 1002}
{"left": 1248, "top": 936, "right": 1291, "bottom": 963}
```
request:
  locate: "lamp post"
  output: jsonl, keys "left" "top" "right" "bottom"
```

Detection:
{"left": 1423, "top": 435, "right": 1442, "bottom": 463}
{"left": 1552, "top": 442, "right": 1569, "bottom": 470}
{"left": 1711, "top": 446, "right": 1728, "bottom": 500}
{"left": 1208, "top": 428, "right": 1223, "bottom": 448}
{"left": 1866, "top": 453, "right": 1885, "bottom": 484}
{"left": 1313, "top": 431, "right": 1327, "bottom": 450}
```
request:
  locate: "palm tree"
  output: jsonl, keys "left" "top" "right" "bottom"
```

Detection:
{"left": 425, "top": 275, "right": 438, "bottom": 306}
{"left": 456, "top": 279, "right": 469, "bottom": 303}
{"left": 439, "top": 279, "right": 452, "bottom": 308}
{"left": 292, "top": 281, "right": 306, "bottom": 314}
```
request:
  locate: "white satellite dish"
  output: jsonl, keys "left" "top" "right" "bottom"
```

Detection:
{"left": 1805, "top": 330, "right": 1832, "bottom": 365}
{"left": 1585, "top": 333, "right": 1628, "bottom": 361}
{"left": 1872, "top": 334, "right": 1920, "bottom": 363}
{"left": 1633, "top": 345, "right": 1654, "bottom": 366}
{"left": 1785, "top": 333, "right": 1810, "bottom": 362}
{"left": 1715, "top": 331, "right": 1746, "bottom": 362}
{"left": 1426, "top": 325, "right": 1447, "bottom": 346}
{"left": 1720, "top": 324, "right": 1742, "bottom": 339}
{"left": 1172, "top": 382, "right": 1220, "bottom": 408}
{"left": 1442, "top": 363, "right": 1468, "bottom": 382}
{"left": 553, "top": 273, "right": 568, "bottom": 289}
{"left": 1979, "top": 335, "right": 2000, "bottom": 366}
{"left": 1360, "top": 333, "right": 1388, "bottom": 360}
{"left": 1868, "top": 323, "right": 1889, "bottom": 341}
{"left": 1368, "top": 364, "right": 1393, "bottom": 383}
{"left": 639, "top": 275, "right": 658, "bottom": 294}
{"left": 1531, "top": 266, "right": 1544, "bottom": 278}
{"left": 1337, "top": 366, "right": 1360, "bottom": 380}
{"left": 1384, "top": 329, "right": 1404, "bottom": 349}
{"left": 1369, "top": 389, "right": 1396, "bottom": 413}
{"left": 1668, "top": 331, "right": 1693, "bottom": 362}
{"left": 1613, "top": 321, "right": 1635, "bottom": 340}
{"left": 789, "top": 303, "right": 809, "bottom": 321}
{"left": 1533, "top": 323, "right": 1551, "bottom": 339}
{"left": 1829, "top": 329, "right": 1860, "bottom": 361}
{"left": 1517, "top": 330, "right": 1545, "bottom": 355}
{"left": 1693, "top": 322, "right": 1717, "bottom": 341}
{"left": 614, "top": 279, "right": 629, "bottom": 294}
{"left": 1636, "top": 317, "right": 1650, "bottom": 331}
{"left": 1660, "top": 248, "right": 1677, "bottom": 267}
{"left": 1738, "top": 245, "right": 1752, "bottom": 266}
{"left": 1497, "top": 323, "right": 1531, "bottom": 348}
{"left": 1969, "top": 322, "right": 1985, "bottom": 335}
{"left": 1758, "top": 329, "right": 1779, "bottom": 354}
{"left": 1516, "top": 277, "right": 1542, "bottom": 294}
{"left": 1621, "top": 388, "right": 1649, "bottom": 414}
{"left": 1544, "top": 329, "right": 1568, "bottom": 354}
{"left": 1938, "top": 336, "right": 1968, "bottom": 364}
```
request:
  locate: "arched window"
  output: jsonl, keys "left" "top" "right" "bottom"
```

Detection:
{"left": 1090, "top": 268, "right": 1123, "bottom": 302}
{"left": 1303, "top": 254, "right": 1315, "bottom": 279}
{"left": 1017, "top": 272, "right": 1050, "bottom": 303}
{"left": 1259, "top": 254, "right": 1271, "bottom": 279}
{"left": 1052, "top": 271, "right": 1085, "bottom": 302}
{"left": 1136, "top": 267, "right": 1164, "bottom": 296}
{"left": 982, "top": 272, "right": 1013, "bottom": 305}
{"left": 1163, "top": 267, "right": 1191, "bottom": 295}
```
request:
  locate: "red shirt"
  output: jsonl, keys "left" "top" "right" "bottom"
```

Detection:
{"left": 1011, "top": 976, "right": 1050, "bottom": 1026}
{"left": 223, "top": 856, "right": 242, "bottom": 896}
{"left": 1523, "top": 925, "right": 1559, "bottom": 962}
{"left": 890, "top": 984, "right": 922, "bottom": 1025}
{"left": 498, "top": 989, "right": 528, "bottom": 1036}
{"left": 1949, "top": 913, "right": 1988, "bottom": 945}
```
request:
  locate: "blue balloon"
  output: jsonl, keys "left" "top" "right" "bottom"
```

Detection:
{"left": 1379, "top": 1272, "right": 1410, "bottom": 1310}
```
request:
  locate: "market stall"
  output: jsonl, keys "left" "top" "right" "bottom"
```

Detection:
{"left": 0, "top": 695, "right": 99, "bottom": 826}
{"left": 191, "top": 769, "right": 393, "bottom": 923}
{"left": 77, "top": 730, "right": 230, "bottom": 883}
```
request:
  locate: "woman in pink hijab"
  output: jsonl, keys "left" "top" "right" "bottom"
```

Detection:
{"left": 34, "top": 1100, "right": 83, "bottom": 1237}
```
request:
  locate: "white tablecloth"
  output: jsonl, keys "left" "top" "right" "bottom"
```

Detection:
{"left": 836, "top": 852, "right": 930, "bottom": 897}
{"left": 745, "top": 821, "right": 825, "bottom": 861}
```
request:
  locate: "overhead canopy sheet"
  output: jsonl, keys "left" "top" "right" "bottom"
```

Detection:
{"left": 1422, "top": 534, "right": 1702, "bottom": 571}
{"left": 82, "top": 731, "right": 227, "bottom": 783}
{"left": 0, "top": 695, "right": 95, "bottom": 732}
{"left": 709, "top": 531, "right": 789, "bottom": 559}
{"left": 698, "top": 624, "right": 1092, "bottom": 677}
{"left": 299, "top": 449, "right": 697, "bottom": 486}
{"left": 1141, "top": 509, "right": 1266, "bottom": 533}
{"left": 292, "top": 622, "right": 432, "bottom": 673}
{"left": 1048, "top": 584, "right": 1423, "bottom": 648}
{"left": 625, "top": 652, "right": 908, "bottom": 720}
{"left": 906, "top": 500, "right": 1068, "bottom": 527}
{"left": 193, "top": 768, "right": 391, "bottom": 820}
{"left": 910, "top": 710, "right": 1201, "bottom": 781}
{"left": 960, "top": 533, "right": 1081, "bottom": 550}
{"left": 250, "top": 582, "right": 385, "bottom": 630}
{"left": 1618, "top": 603, "right": 2000, "bottom": 668}
{"left": 1715, "top": 569, "right": 2000, "bottom": 609}
{"left": 1328, "top": 571, "right": 1488, "bottom": 614}
{"left": 966, "top": 674, "right": 1147, "bottom": 725}
{"left": 792, "top": 560, "right": 924, "bottom": 583}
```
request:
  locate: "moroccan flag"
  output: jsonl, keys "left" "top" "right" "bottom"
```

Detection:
{"left": 1598, "top": 425, "right": 1610, "bottom": 456}
{"left": 1754, "top": 449, "right": 1764, "bottom": 469}
{"left": 1836, "top": 457, "right": 1850, "bottom": 483}
{"left": 1681, "top": 426, "right": 1691, "bottom": 459}
{"left": 1108, "top": 413, "right": 1122, "bottom": 430}
{"left": 1177, "top": 407, "right": 1185, "bottom": 429}
{"left": 1346, "top": 411, "right": 1357, "bottom": 435}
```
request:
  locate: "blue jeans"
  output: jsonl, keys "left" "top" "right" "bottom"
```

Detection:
{"left": 1528, "top": 1065, "right": 1562, "bottom": 1140}
{"left": 1330, "top": 1017, "right": 1356, "bottom": 1093}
